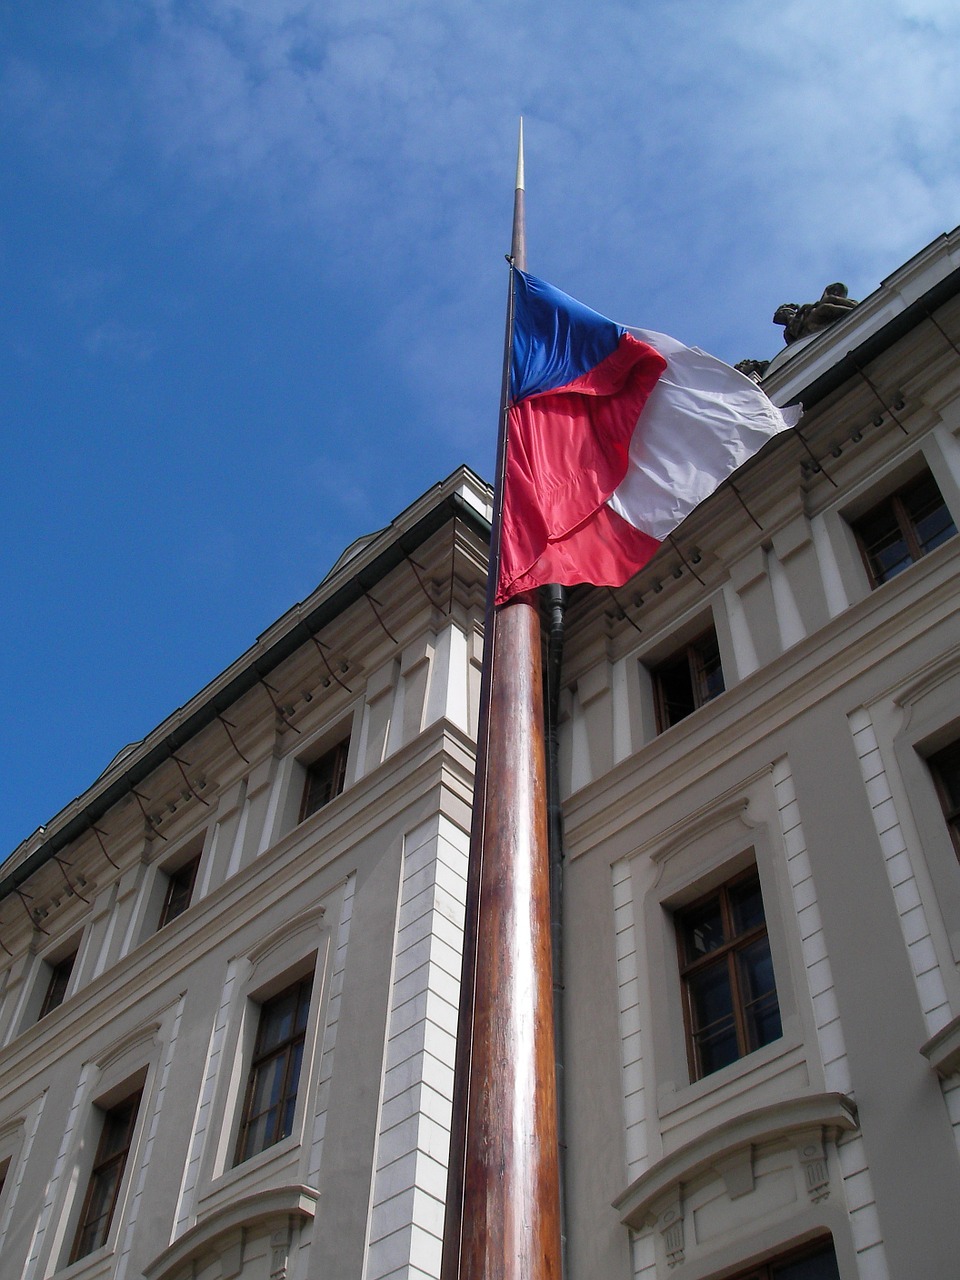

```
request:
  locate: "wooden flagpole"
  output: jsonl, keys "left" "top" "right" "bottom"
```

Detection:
{"left": 441, "top": 120, "right": 563, "bottom": 1280}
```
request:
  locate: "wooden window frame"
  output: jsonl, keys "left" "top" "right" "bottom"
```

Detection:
{"left": 676, "top": 868, "right": 781, "bottom": 1082}
{"left": 69, "top": 1090, "right": 142, "bottom": 1263}
{"left": 718, "top": 1237, "right": 839, "bottom": 1279}
{"left": 299, "top": 737, "right": 349, "bottom": 823}
{"left": 652, "top": 628, "right": 725, "bottom": 733}
{"left": 930, "top": 740, "right": 960, "bottom": 861}
{"left": 157, "top": 852, "right": 202, "bottom": 929}
{"left": 234, "top": 976, "right": 313, "bottom": 1165}
{"left": 38, "top": 949, "right": 78, "bottom": 1020}
{"left": 853, "top": 468, "right": 956, "bottom": 587}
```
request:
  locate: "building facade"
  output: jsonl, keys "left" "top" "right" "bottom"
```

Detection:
{"left": 2, "top": 228, "right": 960, "bottom": 1280}
{"left": 0, "top": 473, "right": 492, "bottom": 1280}
{"left": 558, "top": 228, "right": 960, "bottom": 1279}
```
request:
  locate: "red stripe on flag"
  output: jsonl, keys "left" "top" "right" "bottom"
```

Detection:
{"left": 499, "top": 502, "right": 661, "bottom": 601}
{"left": 497, "top": 333, "right": 665, "bottom": 604}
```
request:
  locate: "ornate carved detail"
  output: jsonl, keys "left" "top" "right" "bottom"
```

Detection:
{"left": 796, "top": 1130, "right": 831, "bottom": 1202}
{"left": 270, "top": 1223, "right": 291, "bottom": 1279}
{"left": 773, "top": 283, "right": 859, "bottom": 346}
{"left": 734, "top": 358, "right": 770, "bottom": 382}
{"left": 659, "top": 1193, "right": 685, "bottom": 1268}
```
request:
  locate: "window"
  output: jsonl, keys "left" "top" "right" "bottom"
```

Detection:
{"left": 676, "top": 869, "right": 781, "bottom": 1080}
{"left": 157, "top": 852, "right": 201, "bottom": 929}
{"left": 721, "top": 1239, "right": 839, "bottom": 1280}
{"left": 38, "top": 950, "right": 77, "bottom": 1019}
{"left": 930, "top": 740, "right": 960, "bottom": 859}
{"left": 70, "top": 1090, "right": 142, "bottom": 1262}
{"left": 652, "top": 629, "right": 725, "bottom": 731}
{"left": 853, "top": 468, "right": 956, "bottom": 586}
{"left": 299, "top": 738, "right": 349, "bottom": 821}
{"left": 235, "top": 976, "right": 313, "bottom": 1164}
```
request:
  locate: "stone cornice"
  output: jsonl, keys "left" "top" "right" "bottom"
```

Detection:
{"left": 143, "top": 1183, "right": 318, "bottom": 1280}
{"left": 613, "top": 1092, "right": 858, "bottom": 1230}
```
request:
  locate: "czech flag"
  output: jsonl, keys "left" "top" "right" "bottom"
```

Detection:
{"left": 496, "top": 272, "right": 800, "bottom": 605}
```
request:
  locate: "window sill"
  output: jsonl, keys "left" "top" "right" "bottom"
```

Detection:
{"left": 50, "top": 1242, "right": 113, "bottom": 1280}
{"left": 658, "top": 1030, "right": 803, "bottom": 1120}
{"left": 203, "top": 1131, "right": 300, "bottom": 1203}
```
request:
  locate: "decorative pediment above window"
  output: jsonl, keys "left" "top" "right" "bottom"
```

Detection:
{"left": 143, "top": 1185, "right": 318, "bottom": 1280}
{"left": 613, "top": 1092, "right": 857, "bottom": 1235}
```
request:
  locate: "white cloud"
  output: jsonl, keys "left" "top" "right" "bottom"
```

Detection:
{"left": 5, "top": 0, "right": 960, "bottom": 412}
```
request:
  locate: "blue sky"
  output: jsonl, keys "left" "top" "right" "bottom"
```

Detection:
{"left": 3, "top": 0, "right": 960, "bottom": 855}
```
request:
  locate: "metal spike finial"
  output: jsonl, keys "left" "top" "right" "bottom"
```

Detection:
{"left": 516, "top": 117, "right": 525, "bottom": 192}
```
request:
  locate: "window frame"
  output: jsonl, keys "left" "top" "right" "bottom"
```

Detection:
{"left": 299, "top": 737, "right": 350, "bottom": 823}
{"left": 718, "top": 1237, "right": 840, "bottom": 1280}
{"left": 652, "top": 627, "right": 725, "bottom": 733}
{"left": 929, "top": 739, "right": 960, "bottom": 861}
{"left": 852, "top": 467, "right": 956, "bottom": 588}
{"left": 233, "top": 975, "right": 314, "bottom": 1166}
{"left": 675, "top": 866, "right": 782, "bottom": 1083}
{"left": 156, "top": 850, "right": 202, "bottom": 930}
{"left": 69, "top": 1089, "right": 143, "bottom": 1263}
{"left": 37, "top": 949, "right": 78, "bottom": 1020}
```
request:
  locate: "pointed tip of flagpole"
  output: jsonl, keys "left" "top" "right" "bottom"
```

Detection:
{"left": 515, "top": 117, "right": 525, "bottom": 193}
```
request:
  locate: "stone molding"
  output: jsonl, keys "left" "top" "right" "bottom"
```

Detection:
{"left": 921, "top": 1013, "right": 960, "bottom": 1078}
{"left": 143, "top": 1184, "right": 318, "bottom": 1280}
{"left": 613, "top": 1092, "right": 857, "bottom": 1231}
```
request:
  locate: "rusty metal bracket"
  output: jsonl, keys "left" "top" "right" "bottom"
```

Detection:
{"left": 667, "top": 534, "right": 707, "bottom": 587}
{"left": 216, "top": 713, "right": 250, "bottom": 765}
{"left": 90, "top": 823, "right": 120, "bottom": 869}
{"left": 132, "top": 789, "right": 168, "bottom": 840}
{"left": 53, "top": 857, "right": 91, "bottom": 904}
{"left": 852, "top": 361, "right": 909, "bottom": 435}
{"left": 605, "top": 587, "right": 643, "bottom": 635}
{"left": 363, "top": 589, "right": 398, "bottom": 644}
{"left": 258, "top": 676, "right": 301, "bottom": 734}
{"left": 726, "top": 479, "right": 765, "bottom": 530}
{"left": 172, "top": 755, "right": 210, "bottom": 806}
{"left": 309, "top": 635, "right": 353, "bottom": 693}
{"left": 15, "top": 889, "right": 48, "bottom": 934}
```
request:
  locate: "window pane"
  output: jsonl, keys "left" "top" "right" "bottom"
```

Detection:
{"left": 933, "top": 743, "right": 960, "bottom": 815}
{"left": 238, "top": 1108, "right": 274, "bottom": 1163}
{"left": 855, "top": 468, "right": 956, "bottom": 586}
{"left": 250, "top": 1053, "right": 287, "bottom": 1118}
{"left": 235, "top": 977, "right": 313, "bottom": 1164}
{"left": 693, "top": 632, "right": 725, "bottom": 704}
{"left": 738, "top": 937, "right": 782, "bottom": 1050}
{"left": 729, "top": 875, "right": 765, "bottom": 935}
{"left": 70, "top": 1092, "right": 141, "bottom": 1263}
{"left": 678, "top": 867, "right": 781, "bottom": 1081}
{"left": 158, "top": 853, "right": 201, "bottom": 928}
{"left": 680, "top": 897, "right": 725, "bottom": 962}
{"left": 39, "top": 951, "right": 77, "bottom": 1019}
{"left": 301, "top": 739, "right": 349, "bottom": 820}
{"left": 657, "top": 658, "right": 697, "bottom": 726}
{"left": 693, "top": 1019, "right": 740, "bottom": 1076}
{"left": 903, "top": 472, "right": 957, "bottom": 555}
{"left": 75, "top": 1162, "right": 122, "bottom": 1255}
{"left": 688, "top": 964, "right": 735, "bottom": 1038}
{"left": 258, "top": 987, "right": 300, "bottom": 1051}
{"left": 858, "top": 507, "right": 911, "bottom": 583}
{"left": 772, "top": 1243, "right": 841, "bottom": 1279}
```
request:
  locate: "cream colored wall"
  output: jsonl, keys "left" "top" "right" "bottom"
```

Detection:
{"left": 558, "top": 307, "right": 960, "bottom": 1279}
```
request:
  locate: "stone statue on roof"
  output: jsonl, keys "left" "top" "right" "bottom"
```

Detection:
{"left": 773, "top": 283, "right": 859, "bottom": 345}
